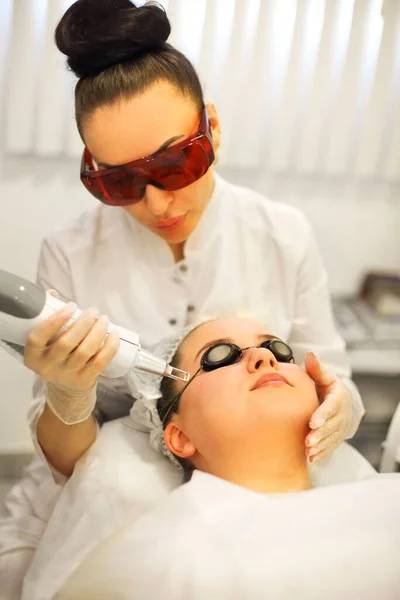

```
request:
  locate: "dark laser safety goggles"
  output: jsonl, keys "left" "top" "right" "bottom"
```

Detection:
{"left": 161, "top": 339, "right": 294, "bottom": 425}
{"left": 199, "top": 339, "right": 294, "bottom": 372}
{"left": 80, "top": 108, "right": 215, "bottom": 206}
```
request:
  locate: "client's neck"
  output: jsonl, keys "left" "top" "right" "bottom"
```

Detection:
{"left": 204, "top": 438, "right": 312, "bottom": 495}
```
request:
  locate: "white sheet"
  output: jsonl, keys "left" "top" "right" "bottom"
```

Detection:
{"left": 23, "top": 418, "right": 376, "bottom": 600}
{"left": 22, "top": 418, "right": 182, "bottom": 600}
{"left": 57, "top": 471, "right": 400, "bottom": 600}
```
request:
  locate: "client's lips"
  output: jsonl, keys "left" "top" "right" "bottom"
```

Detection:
{"left": 251, "top": 372, "right": 290, "bottom": 391}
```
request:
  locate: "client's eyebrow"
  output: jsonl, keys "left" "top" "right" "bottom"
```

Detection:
{"left": 194, "top": 334, "right": 278, "bottom": 360}
{"left": 97, "top": 135, "right": 185, "bottom": 169}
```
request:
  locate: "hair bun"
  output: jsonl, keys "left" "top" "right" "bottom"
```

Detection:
{"left": 55, "top": 0, "right": 171, "bottom": 78}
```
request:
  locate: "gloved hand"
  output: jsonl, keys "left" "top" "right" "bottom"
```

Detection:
{"left": 304, "top": 352, "right": 353, "bottom": 463}
{"left": 24, "top": 295, "right": 120, "bottom": 424}
{"left": 45, "top": 381, "right": 98, "bottom": 425}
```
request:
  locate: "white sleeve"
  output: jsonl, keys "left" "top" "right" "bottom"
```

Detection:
{"left": 27, "top": 238, "right": 131, "bottom": 482}
{"left": 27, "top": 239, "right": 78, "bottom": 484}
{"left": 288, "top": 218, "right": 364, "bottom": 439}
{"left": 27, "top": 236, "right": 79, "bottom": 484}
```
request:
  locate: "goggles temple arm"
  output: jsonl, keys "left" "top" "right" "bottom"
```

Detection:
{"left": 161, "top": 366, "right": 202, "bottom": 426}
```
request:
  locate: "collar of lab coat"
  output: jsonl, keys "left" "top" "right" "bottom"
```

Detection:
{"left": 121, "top": 173, "right": 224, "bottom": 268}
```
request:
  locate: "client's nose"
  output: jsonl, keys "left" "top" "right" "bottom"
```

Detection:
{"left": 246, "top": 347, "right": 278, "bottom": 373}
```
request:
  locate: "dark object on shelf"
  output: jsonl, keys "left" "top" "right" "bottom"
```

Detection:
{"left": 332, "top": 271, "right": 400, "bottom": 375}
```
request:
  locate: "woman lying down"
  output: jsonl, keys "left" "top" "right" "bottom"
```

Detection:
{"left": 57, "top": 318, "right": 400, "bottom": 600}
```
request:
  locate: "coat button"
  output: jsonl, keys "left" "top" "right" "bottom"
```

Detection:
{"left": 179, "top": 264, "right": 188, "bottom": 273}
{"left": 187, "top": 305, "right": 195, "bottom": 312}
{"left": 169, "top": 318, "right": 177, "bottom": 326}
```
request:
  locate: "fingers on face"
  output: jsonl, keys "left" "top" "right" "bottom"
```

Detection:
{"left": 305, "top": 353, "right": 336, "bottom": 388}
{"left": 307, "top": 434, "right": 342, "bottom": 463}
{"left": 306, "top": 413, "right": 342, "bottom": 449}
{"left": 309, "top": 394, "right": 340, "bottom": 428}
{"left": 307, "top": 430, "right": 342, "bottom": 459}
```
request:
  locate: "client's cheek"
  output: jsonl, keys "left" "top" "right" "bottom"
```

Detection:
{"left": 181, "top": 379, "right": 205, "bottom": 414}
{"left": 301, "top": 375, "right": 319, "bottom": 402}
{"left": 185, "top": 378, "right": 221, "bottom": 419}
{"left": 187, "top": 380, "right": 204, "bottom": 402}
{"left": 306, "top": 376, "right": 319, "bottom": 403}
{"left": 305, "top": 382, "right": 320, "bottom": 414}
{"left": 194, "top": 378, "right": 218, "bottom": 405}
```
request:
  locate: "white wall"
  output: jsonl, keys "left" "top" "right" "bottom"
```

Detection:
{"left": 0, "top": 155, "right": 399, "bottom": 451}
{"left": 0, "top": 157, "right": 92, "bottom": 451}
{"left": 220, "top": 168, "right": 400, "bottom": 294}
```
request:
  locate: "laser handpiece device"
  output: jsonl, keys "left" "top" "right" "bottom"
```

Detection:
{"left": 0, "top": 269, "right": 190, "bottom": 382}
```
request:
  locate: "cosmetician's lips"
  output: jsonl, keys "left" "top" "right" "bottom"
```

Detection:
{"left": 251, "top": 372, "right": 291, "bottom": 391}
{"left": 155, "top": 214, "right": 187, "bottom": 229}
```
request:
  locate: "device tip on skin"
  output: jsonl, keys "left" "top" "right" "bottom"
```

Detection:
{"left": 165, "top": 365, "right": 190, "bottom": 382}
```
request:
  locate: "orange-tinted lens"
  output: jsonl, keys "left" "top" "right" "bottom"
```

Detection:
{"left": 81, "top": 133, "right": 214, "bottom": 206}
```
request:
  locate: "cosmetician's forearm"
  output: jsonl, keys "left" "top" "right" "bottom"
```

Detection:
{"left": 37, "top": 403, "right": 97, "bottom": 477}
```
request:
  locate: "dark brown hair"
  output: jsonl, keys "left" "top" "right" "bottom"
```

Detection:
{"left": 157, "top": 321, "right": 208, "bottom": 425}
{"left": 55, "top": 0, "right": 204, "bottom": 137}
{"left": 158, "top": 345, "right": 194, "bottom": 479}
{"left": 158, "top": 348, "right": 181, "bottom": 425}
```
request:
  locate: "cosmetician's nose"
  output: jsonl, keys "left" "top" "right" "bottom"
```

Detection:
{"left": 145, "top": 185, "right": 174, "bottom": 216}
{"left": 246, "top": 346, "right": 278, "bottom": 373}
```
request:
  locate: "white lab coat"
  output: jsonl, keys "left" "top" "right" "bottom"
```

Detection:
{"left": 0, "top": 174, "right": 364, "bottom": 598}
{"left": 29, "top": 173, "right": 364, "bottom": 455}
{"left": 56, "top": 471, "right": 400, "bottom": 600}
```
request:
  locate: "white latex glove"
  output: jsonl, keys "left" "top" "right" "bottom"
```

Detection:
{"left": 304, "top": 352, "right": 353, "bottom": 463}
{"left": 45, "top": 381, "right": 97, "bottom": 425}
{"left": 24, "top": 301, "right": 119, "bottom": 391}
{"left": 24, "top": 289, "right": 119, "bottom": 425}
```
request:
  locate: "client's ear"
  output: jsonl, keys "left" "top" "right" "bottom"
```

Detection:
{"left": 164, "top": 423, "right": 196, "bottom": 460}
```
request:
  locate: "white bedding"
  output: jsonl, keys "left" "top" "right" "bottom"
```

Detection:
{"left": 23, "top": 417, "right": 376, "bottom": 600}
{"left": 58, "top": 470, "right": 400, "bottom": 600}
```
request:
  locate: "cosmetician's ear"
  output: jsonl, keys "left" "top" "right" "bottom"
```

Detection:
{"left": 205, "top": 102, "right": 222, "bottom": 162}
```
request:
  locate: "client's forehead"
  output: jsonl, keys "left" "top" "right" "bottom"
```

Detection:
{"left": 184, "top": 318, "right": 273, "bottom": 357}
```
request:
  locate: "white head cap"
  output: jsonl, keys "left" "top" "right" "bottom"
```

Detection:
{"left": 128, "top": 324, "right": 195, "bottom": 469}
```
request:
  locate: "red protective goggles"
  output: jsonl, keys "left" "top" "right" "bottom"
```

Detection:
{"left": 80, "top": 108, "right": 215, "bottom": 206}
